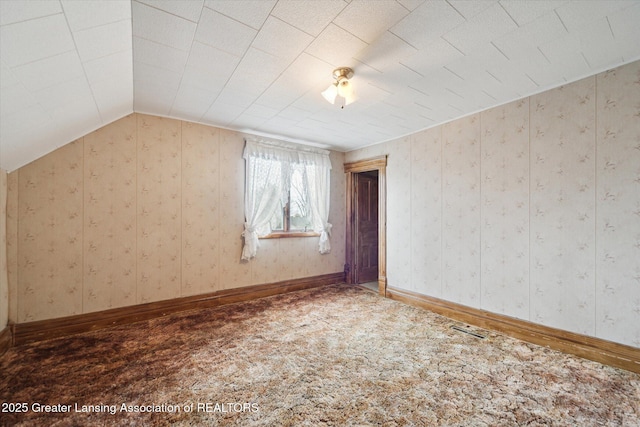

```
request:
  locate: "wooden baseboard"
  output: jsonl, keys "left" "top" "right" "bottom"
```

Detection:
{"left": 387, "top": 286, "right": 640, "bottom": 374}
{"left": 13, "top": 272, "right": 345, "bottom": 346}
{"left": 0, "top": 326, "right": 12, "bottom": 356}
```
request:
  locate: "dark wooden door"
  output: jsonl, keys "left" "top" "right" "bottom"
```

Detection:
{"left": 355, "top": 172, "right": 378, "bottom": 284}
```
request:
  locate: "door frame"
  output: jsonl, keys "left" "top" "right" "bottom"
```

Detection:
{"left": 344, "top": 155, "right": 387, "bottom": 296}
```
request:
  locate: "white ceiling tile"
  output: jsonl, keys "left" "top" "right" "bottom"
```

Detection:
{"left": 546, "top": 51, "right": 591, "bottom": 81}
{"left": 1, "top": 111, "right": 48, "bottom": 148}
{"left": 290, "top": 92, "right": 328, "bottom": 112}
{"left": 499, "top": 0, "right": 568, "bottom": 26}
{"left": 443, "top": 3, "right": 518, "bottom": 55}
{"left": 447, "top": 0, "right": 496, "bottom": 19}
{"left": 256, "top": 82, "right": 302, "bottom": 110}
{"left": 13, "top": 51, "right": 84, "bottom": 92}
{"left": 204, "top": 0, "right": 276, "bottom": 30}
{"left": 195, "top": 7, "right": 256, "bottom": 57}
{"left": 75, "top": 19, "right": 132, "bottom": 62}
{"left": 0, "top": 82, "right": 37, "bottom": 117}
{"left": 230, "top": 113, "right": 268, "bottom": 129}
{"left": 539, "top": 17, "right": 618, "bottom": 70}
{"left": 0, "top": 0, "right": 62, "bottom": 26}
{"left": 181, "top": 42, "right": 240, "bottom": 91}
{"left": 85, "top": 50, "right": 133, "bottom": 85}
{"left": 134, "top": 89, "right": 174, "bottom": 115}
{"left": 252, "top": 17, "right": 314, "bottom": 61}
{"left": 133, "top": 37, "right": 188, "bottom": 73}
{"left": 445, "top": 44, "right": 509, "bottom": 81}
{"left": 216, "top": 86, "right": 260, "bottom": 109}
{"left": 555, "top": 0, "right": 637, "bottom": 33}
{"left": 409, "top": 67, "right": 466, "bottom": 96}
{"left": 47, "top": 101, "right": 102, "bottom": 138}
{"left": 230, "top": 48, "right": 289, "bottom": 88}
{"left": 333, "top": 0, "right": 409, "bottom": 43}
{"left": 260, "top": 116, "right": 301, "bottom": 132}
{"left": 0, "top": 14, "right": 75, "bottom": 67}
{"left": 271, "top": 0, "right": 347, "bottom": 37}
{"left": 0, "top": 60, "right": 19, "bottom": 89}
{"left": 355, "top": 32, "right": 417, "bottom": 72}
{"left": 136, "top": 0, "right": 204, "bottom": 22}
{"left": 133, "top": 61, "right": 182, "bottom": 93}
{"left": 48, "top": 93, "right": 100, "bottom": 124}
{"left": 305, "top": 23, "right": 368, "bottom": 66}
{"left": 34, "top": 78, "right": 95, "bottom": 112}
{"left": 397, "top": 0, "right": 426, "bottom": 12}
{"left": 498, "top": 47, "right": 563, "bottom": 87}
{"left": 400, "top": 38, "right": 465, "bottom": 76}
{"left": 284, "top": 53, "right": 331, "bottom": 88}
{"left": 493, "top": 12, "right": 567, "bottom": 60}
{"left": 91, "top": 74, "right": 133, "bottom": 119}
{"left": 61, "top": 0, "right": 131, "bottom": 32}
{"left": 392, "top": 2, "right": 464, "bottom": 49}
{"left": 132, "top": 1, "right": 196, "bottom": 51}
{"left": 1, "top": 117, "right": 56, "bottom": 171}
{"left": 608, "top": 3, "right": 640, "bottom": 61}
{"left": 170, "top": 83, "right": 218, "bottom": 118}
{"left": 276, "top": 106, "right": 312, "bottom": 121}
{"left": 202, "top": 101, "right": 245, "bottom": 124}
{"left": 483, "top": 66, "right": 538, "bottom": 97}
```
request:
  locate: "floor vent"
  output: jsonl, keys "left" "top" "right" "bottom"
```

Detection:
{"left": 451, "top": 325, "right": 486, "bottom": 339}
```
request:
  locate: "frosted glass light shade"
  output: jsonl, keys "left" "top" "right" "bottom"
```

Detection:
{"left": 338, "top": 80, "right": 356, "bottom": 105}
{"left": 322, "top": 84, "right": 338, "bottom": 103}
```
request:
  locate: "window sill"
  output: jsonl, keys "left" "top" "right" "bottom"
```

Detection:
{"left": 260, "top": 231, "right": 320, "bottom": 239}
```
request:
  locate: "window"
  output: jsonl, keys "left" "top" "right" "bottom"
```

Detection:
{"left": 269, "top": 163, "right": 313, "bottom": 233}
{"left": 241, "top": 139, "right": 332, "bottom": 260}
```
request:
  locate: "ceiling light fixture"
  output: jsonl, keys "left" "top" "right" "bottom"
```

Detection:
{"left": 322, "top": 67, "right": 356, "bottom": 108}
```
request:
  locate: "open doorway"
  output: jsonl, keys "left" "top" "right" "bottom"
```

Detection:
{"left": 344, "top": 156, "right": 387, "bottom": 296}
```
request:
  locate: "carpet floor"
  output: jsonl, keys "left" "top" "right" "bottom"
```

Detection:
{"left": 1, "top": 284, "right": 639, "bottom": 426}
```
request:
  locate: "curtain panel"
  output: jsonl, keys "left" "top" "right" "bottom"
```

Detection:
{"left": 241, "top": 138, "right": 332, "bottom": 260}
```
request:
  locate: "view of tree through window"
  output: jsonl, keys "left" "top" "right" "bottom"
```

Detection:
{"left": 269, "top": 163, "right": 313, "bottom": 232}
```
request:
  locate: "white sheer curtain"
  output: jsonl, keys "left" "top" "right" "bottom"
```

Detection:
{"left": 307, "top": 163, "right": 332, "bottom": 254}
{"left": 241, "top": 153, "right": 284, "bottom": 261}
{"left": 242, "top": 138, "right": 332, "bottom": 259}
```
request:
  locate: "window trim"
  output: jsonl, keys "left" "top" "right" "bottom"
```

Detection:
{"left": 260, "top": 231, "right": 320, "bottom": 239}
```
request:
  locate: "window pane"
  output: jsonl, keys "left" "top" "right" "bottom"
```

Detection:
{"left": 289, "top": 164, "right": 312, "bottom": 231}
{"left": 269, "top": 207, "right": 284, "bottom": 231}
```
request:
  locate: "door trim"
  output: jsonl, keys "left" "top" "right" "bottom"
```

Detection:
{"left": 344, "top": 156, "right": 387, "bottom": 296}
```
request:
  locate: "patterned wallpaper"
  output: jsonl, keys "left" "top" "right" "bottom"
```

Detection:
{"left": 6, "top": 114, "right": 345, "bottom": 323}
{"left": 0, "top": 170, "right": 7, "bottom": 330}
{"left": 345, "top": 60, "right": 640, "bottom": 348}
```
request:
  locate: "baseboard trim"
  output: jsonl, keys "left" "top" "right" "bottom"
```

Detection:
{"left": 386, "top": 286, "right": 640, "bottom": 374}
{"left": 0, "top": 326, "right": 12, "bottom": 356}
{"left": 14, "top": 272, "right": 345, "bottom": 346}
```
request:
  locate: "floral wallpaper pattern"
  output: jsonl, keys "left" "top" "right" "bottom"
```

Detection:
{"left": 595, "top": 64, "right": 640, "bottom": 347}
{"left": 442, "top": 114, "right": 481, "bottom": 306}
{"left": 6, "top": 172, "right": 18, "bottom": 323}
{"left": 347, "top": 60, "right": 640, "bottom": 348}
{"left": 410, "top": 127, "right": 442, "bottom": 297}
{"left": 18, "top": 141, "right": 84, "bottom": 321}
{"left": 7, "top": 114, "right": 345, "bottom": 322}
{"left": 1, "top": 170, "right": 7, "bottom": 329}
{"left": 83, "top": 114, "right": 137, "bottom": 312}
{"left": 480, "top": 100, "right": 530, "bottom": 320}
{"left": 530, "top": 77, "right": 596, "bottom": 336}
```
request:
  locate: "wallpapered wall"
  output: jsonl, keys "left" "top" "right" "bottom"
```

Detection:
{"left": 5, "top": 114, "right": 346, "bottom": 323}
{"left": 1, "top": 170, "right": 7, "bottom": 330}
{"left": 346, "top": 60, "right": 640, "bottom": 348}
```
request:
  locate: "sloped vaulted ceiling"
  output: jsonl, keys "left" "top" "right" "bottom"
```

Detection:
{"left": 1, "top": 0, "right": 639, "bottom": 171}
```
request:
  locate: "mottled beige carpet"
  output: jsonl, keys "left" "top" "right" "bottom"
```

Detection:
{"left": 1, "top": 284, "right": 639, "bottom": 426}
